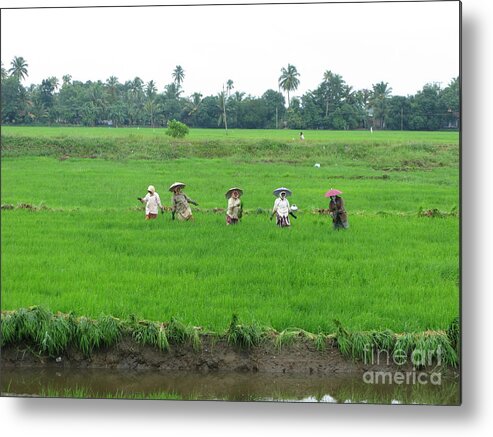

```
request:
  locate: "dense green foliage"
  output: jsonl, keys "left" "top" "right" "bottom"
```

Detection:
{"left": 1, "top": 128, "right": 459, "bottom": 335}
{"left": 1, "top": 57, "right": 459, "bottom": 130}
{"left": 165, "top": 119, "right": 189, "bottom": 138}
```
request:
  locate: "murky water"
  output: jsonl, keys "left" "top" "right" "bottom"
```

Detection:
{"left": 0, "top": 368, "right": 460, "bottom": 404}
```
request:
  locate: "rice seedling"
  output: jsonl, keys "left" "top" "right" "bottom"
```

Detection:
{"left": 314, "top": 333, "right": 328, "bottom": 352}
{"left": 413, "top": 331, "right": 458, "bottom": 368}
{"left": 76, "top": 317, "right": 102, "bottom": 357}
{"left": 0, "top": 312, "right": 17, "bottom": 346}
{"left": 165, "top": 317, "right": 201, "bottom": 351}
{"left": 371, "top": 329, "right": 396, "bottom": 352}
{"left": 334, "top": 320, "right": 352, "bottom": 358}
{"left": 40, "top": 314, "right": 73, "bottom": 356}
{"left": 447, "top": 316, "right": 460, "bottom": 352}
{"left": 96, "top": 314, "right": 123, "bottom": 347}
{"left": 274, "top": 329, "right": 300, "bottom": 351}
{"left": 2, "top": 128, "right": 459, "bottom": 344}
{"left": 350, "top": 332, "right": 374, "bottom": 362}
{"left": 226, "top": 314, "right": 264, "bottom": 349}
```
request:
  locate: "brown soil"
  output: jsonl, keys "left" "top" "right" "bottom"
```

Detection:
{"left": 1, "top": 335, "right": 425, "bottom": 375}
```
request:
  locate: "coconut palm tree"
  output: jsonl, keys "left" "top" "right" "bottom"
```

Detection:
{"left": 145, "top": 80, "right": 157, "bottom": 98}
{"left": 172, "top": 65, "right": 185, "bottom": 88}
{"left": 370, "top": 81, "right": 392, "bottom": 129}
{"left": 278, "top": 64, "right": 300, "bottom": 107}
{"left": 9, "top": 56, "right": 29, "bottom": 81}
{"left": 226, "top": 79, "right": 234, "bottom": 97}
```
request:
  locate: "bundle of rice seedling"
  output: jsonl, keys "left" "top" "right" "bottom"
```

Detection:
{"left": 166, "top": 317, "right": 201, "bottom": 351}
{"left": 76, "top": 317, "right": 103, "bottom": 357}
{"left": 40, "top": 314, "right": 74, "bottom": 356}
{"left": 96, "top": 315, "right": 123, "bottom": 347}
{"left": 226, "top": 314, "right": 264, "bottom": 349}
{"left": 274, "top": 329, "right": 300, "bottom": 351}
{"left": 447, "top": 316, "right": 460, "bottom": 351}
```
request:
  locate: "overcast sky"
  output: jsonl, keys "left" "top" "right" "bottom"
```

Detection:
{"left": 1, "top": 1, "right": 460, "bottom": 98}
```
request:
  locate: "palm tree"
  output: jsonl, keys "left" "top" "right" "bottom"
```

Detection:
{"left": 226, "top": 79, "right": 234, "bottom": 97}
{"left": 105, "top": 76, "right": 119, "bottom": 103}
{"left": 144, "top": 99, "right": 159, "bottom": 128}
{"left": 172, "top": 65, "right": 185, "bottom": 88}
{"left": 62, "top": 74, "right": 72, "bottom": 86}
{"left": 164, "top": 83, "right": 182, "bottom": 100}
{"left": 145, "top": 80, "right": 157, "bottom": 98}
{"left": 370, "top": 82, "right": 392, "bottom": 129}
{"left": 278, "top": 64, "right": 300, "bottom": 107}
{"left": 217, "top": 89, "right": 228, "bottom": 132}
{"left": 48, "top": 76, "right": 60, "bottom": 91}
{"left": 322, "top": 70, "right": 345, "bottom": 118}
{"left": 9, "top": 56, "right": 29, "bottom": 81}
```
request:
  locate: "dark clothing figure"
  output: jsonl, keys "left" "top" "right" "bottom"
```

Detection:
{"left": 329, "top": 196, "right": 349, "bottom": 229}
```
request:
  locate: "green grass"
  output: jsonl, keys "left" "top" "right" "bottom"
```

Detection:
{"left": 1, "top": 125, "right": 459, "bottom": 145}
{"left": 1, "top": 127, "right": 459, "bottom": 335}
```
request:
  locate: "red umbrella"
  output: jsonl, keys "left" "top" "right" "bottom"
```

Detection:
{"left": 325, "top": 188, "right": 343, "bottom": 197}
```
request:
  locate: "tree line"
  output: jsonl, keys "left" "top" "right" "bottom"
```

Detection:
{"left": 1, "top": 56, "right": 459, "bottom": 131}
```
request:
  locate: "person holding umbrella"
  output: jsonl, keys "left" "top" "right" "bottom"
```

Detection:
{"left": 271, "top": 187, "right": 297, "bottom": 228}
{"left": 138, "top": 185, "right": 164, "bottom": 220}
{"left": 326, "top": 188, "right": 349, "bottom": 229}
{"left": 225, "top": 187, "right": 243, "bottom": 225}
{"left": 169, "top": 182, "right": 198, "bottom": 221}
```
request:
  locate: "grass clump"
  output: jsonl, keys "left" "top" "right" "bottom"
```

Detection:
{"left": 131, "top": 320, "right": 169, "bottom": 352}
{"left": 226, "top": 314, "right": 264, "bottom": 349}
{"left": 166, "top": 317, "right": 201, "bottom": 351}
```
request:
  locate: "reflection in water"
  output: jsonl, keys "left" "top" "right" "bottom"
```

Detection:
{"left": 0, "top": 368, "right": 460, "bottom": 404}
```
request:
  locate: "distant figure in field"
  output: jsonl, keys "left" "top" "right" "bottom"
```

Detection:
{"left": 225, "top": 187, "right": 243, "bottom": 225}
{"left": 169, "top": 182, "right": 198, "bottom": 221}
{"left": 138, "top": 185, "right": 164, "bottom": 220}
{"left": 299, "top": 131, "right": 305, "bottom": 141}
{"left": 271, "top": 188, "right": 297, "bottom": 228}
{"left": 326, "top": 188, "right": 349, "bottom": 230}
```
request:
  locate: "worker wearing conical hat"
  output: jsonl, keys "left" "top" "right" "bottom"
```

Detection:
{"left": 169, "top": 182, "right": 198, "bottom": 221}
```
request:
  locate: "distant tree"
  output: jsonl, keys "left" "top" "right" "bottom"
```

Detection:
{"left": 105, "top": 76, "right": 119, "bottom": 103}
{"left": 164, "top": 82, "right": 182, "bottom": 100}
{"left": 226, "top": 79, "right": 234, "bottom": 97}
{"left": 145, "top": 80, "right": 157, "bottom": 98}
{"left": 1, "top": 76, "right": 28, "bottom": 123}
{"left": 1, "top": 62, "right": 8, "bottom": 81}
{"left": 9, "top": 56, "right": 29, "bottom": 81}
{"left": 278, "top": 64, "right": 300, "bottom": 107}
{"left": 321, "top": 70, "right": 346, "bottom": 119}
{"left": 217, "top": 88, "right": 228, "bottom": 131}
{"left": 172, "top": 65, "right": 185, "bottom": 88}
{"left": 408, "top": 83, "right": 447, "bottom": 130}
{"left": 145, "top": 98, "right": 159, "bottom": 127}
{"left": 62, "top": 74, "right": 72, "bottom": 86}
{"left": 166, "top": 119, "right": 189, "bottom": 138}
{"left": 261, "top": 89, "right": 285, "bottom": 129}
{"left": 370, "top": 81, "right": 392, "bottom": 129}
{"left": 440, "top": 77, "right": 459, "bottom": 128}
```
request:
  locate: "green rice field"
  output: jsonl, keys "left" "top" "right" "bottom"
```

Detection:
{"left": 1, "top": 127, "right": 460, "bottom": 334}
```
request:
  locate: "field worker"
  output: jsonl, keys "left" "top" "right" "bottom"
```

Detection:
{"left": 169, "top": 182, "right": 198, "bottom": 221}
{"left": 325, "top": 188, "right": 349, "bottom": 230}
{"left": 299, "top": 131, "right": 305, "bottom": 141}
{"left": 225, "top": 187, "right": 243, "bottom": 225}
{"left": 270, "top": 187, "right": 297, "bottom": 227}
{"left": 138, "top": 185, "right": 164, "bottom": 220}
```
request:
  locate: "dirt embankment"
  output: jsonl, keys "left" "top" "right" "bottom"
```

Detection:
{"left": 1, "top": 335, "right": 440, "bottom": 375}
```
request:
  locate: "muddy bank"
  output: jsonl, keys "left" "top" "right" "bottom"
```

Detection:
{"left": 1, "top": 335, "right": 454, "bottom": 375}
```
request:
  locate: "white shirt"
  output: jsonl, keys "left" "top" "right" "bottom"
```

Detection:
{"left": 143, "top": 192, "right": 162, "bottom": 215}
{"left": 273, "top": 197, "right": 290, "bottom": 216}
